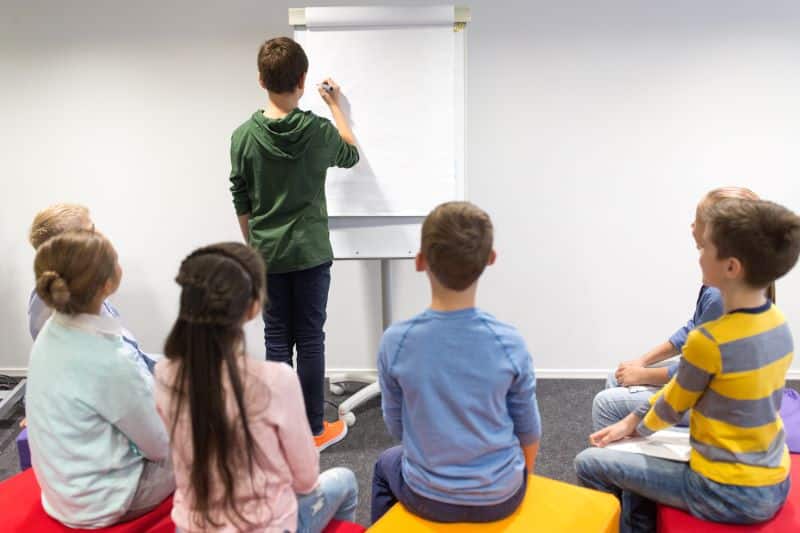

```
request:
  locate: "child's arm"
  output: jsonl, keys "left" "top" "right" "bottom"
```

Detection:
{"left": 318, "top": 78, "right": 356, "bottom": 146}
{"left": 614, "top": 341, "right": 678, "bottom": 386}
{"left": 378, "top": 339, "right": 403, "bottom": 441}
{"left": 237, "top": 214, "right": 250, "bottom": 243}
{"left": 229, "top": 131, "right": 252, "bottom": 241}
{"left": 636, "top": 329, "right": 717, "bottom": 436}
{"left": 522, "top": 440, "right": 540, "bottom": 473}
{"left": 96, "top": 361, "right": 169, "bottom": 461}
{"left": 615, "top": 361, "right": 672, "bottom": 387}
{"left": 508, "top": 338, "right": 543, "bottom": 466}
{"left": 636, "top": 341, "right": 679, "bottom": 366}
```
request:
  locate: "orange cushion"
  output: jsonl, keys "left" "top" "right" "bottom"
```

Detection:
{"left": 369, "top": 475, "right": 620, "bottom": 532}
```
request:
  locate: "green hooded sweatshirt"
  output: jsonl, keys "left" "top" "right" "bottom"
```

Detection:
{"left": 229, "top": 109, "right": 359, "bottom": 274}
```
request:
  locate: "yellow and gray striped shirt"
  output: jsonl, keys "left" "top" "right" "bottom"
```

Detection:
{"left": 636, "top": 302, "right": 793, "bottom": 487}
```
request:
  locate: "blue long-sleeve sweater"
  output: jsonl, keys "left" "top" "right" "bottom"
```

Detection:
{"left": 378, "top": 307, "right": 541, "bottom": 505}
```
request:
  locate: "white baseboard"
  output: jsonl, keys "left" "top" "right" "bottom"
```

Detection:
{"left": 326, "top": 368, "right": 377, "bottom": 380}
{"left": 535, "top": 369, "right": 611, "bottom": 379}
{"left": 0, "top": 368, "right": 27, "bottom": 378}
{"left": 3, "top": 366, "right": 800, "bottom": 381}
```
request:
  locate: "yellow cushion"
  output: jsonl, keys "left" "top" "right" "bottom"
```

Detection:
{"left": 369, "top": 475, "right": 620, "bottom": 532}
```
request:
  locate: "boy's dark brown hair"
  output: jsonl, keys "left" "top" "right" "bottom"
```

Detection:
{"left": 707, "top": 198, "right": 800, "bottom": 288}
{"left": 421, "top": 202, "right": 493, "bottom": 291}
{"left": 34, "top": 230, "right": 117, "bottom": 315}
{"left": 257, "top": 37, "right": 308, "bottom": 93}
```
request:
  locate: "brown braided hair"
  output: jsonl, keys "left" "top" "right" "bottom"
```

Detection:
{"left": 163, "top": 242, "right": 267, "bottom": 530}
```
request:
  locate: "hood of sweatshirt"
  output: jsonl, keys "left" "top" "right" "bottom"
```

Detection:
{"left": 248, "top": 108, "right": 318, "bottom": 160}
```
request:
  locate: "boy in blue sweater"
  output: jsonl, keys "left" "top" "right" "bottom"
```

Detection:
{"left": 371, "top": 202, "right": 542, "bottom": 524}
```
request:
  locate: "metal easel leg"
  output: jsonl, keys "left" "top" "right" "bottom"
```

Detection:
{"left": 333, "top": 259, "right": 390, "bottom": 426}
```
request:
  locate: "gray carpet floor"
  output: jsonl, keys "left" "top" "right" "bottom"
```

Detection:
{"left": 1, "top": 379, "right": 798, "bottom": 526}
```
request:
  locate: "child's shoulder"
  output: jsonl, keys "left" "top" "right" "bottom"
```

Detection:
{"left": 381, "top": 315, "right": 423, "bottom": 347}
{"left": 473, "top": 310, "right": 526, "bottom": 343}
{"left": 244, "top": 358, "right": 297, "bottom": 388}
{"left": 231, "top": 112, "right": 262, "bottom": 139}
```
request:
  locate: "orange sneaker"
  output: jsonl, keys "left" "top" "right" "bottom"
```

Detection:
{"left": 314, "top": 419, "right": 348, "bottom": 452}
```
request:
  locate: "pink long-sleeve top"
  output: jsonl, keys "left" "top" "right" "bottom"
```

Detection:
{"left": 155, "top": 357, "right": 319, "bottom": 532}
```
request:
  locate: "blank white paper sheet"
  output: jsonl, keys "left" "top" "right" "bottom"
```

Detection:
{"left": 604, "top": 428, "right": 692, "bottom": 462}
{"left": 294, "top": 6, "right": 464, "bottom": 216}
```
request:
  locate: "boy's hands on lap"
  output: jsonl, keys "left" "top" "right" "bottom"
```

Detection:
{"left": 615, "top": 363, "right": 647, "bottom": 387}
{"left": 590, "top": 414, "right": 640, "bottom": 447}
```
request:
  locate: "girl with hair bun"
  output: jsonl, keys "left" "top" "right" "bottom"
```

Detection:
{"left": 27, "top": 230, "right": 174, "bottom": 528}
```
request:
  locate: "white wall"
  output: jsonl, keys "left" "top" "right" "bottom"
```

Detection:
{"left": 2, "top": 0, "right": 799, "bottom": 377}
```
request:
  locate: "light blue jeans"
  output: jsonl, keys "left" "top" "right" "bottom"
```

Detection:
{"left": 297, "top": 467, "right": 359, "bottom": 533}
{"left": 592, "top": 371, "right": 689, "bottom": 431}
{"left": 574, "top": 447, "right": 790, "bottom": 533}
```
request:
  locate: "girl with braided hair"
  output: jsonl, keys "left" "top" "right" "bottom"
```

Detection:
{"left": 26, "top": 230, "right": 174, "bottom": 528}
{"left": 154, "top": 242, "right": 357, "bottom": 532}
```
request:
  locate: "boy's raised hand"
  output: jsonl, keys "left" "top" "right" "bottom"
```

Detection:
{"left": 318, "top": 77, "right": 341, "bottom": 107}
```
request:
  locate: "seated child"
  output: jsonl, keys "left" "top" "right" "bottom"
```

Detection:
{"left": 593, "top": 187, "right": 768, "bottom": 431}
{"left": 575, "top": 198, "right": 800, "bottom": 532}
{"left": 155, "top": 242, "right": 357, "bottom": 533}
{"left": 28, "top": 203, "right": 155, "bottom": 377}
{"left": 27, "top": 230, "right": 174, "bottom": 528}
{"left": 371, "top": 202, "right": 542, "bottom": 524}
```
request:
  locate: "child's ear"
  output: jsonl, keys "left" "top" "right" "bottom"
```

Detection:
{"left": 298, "top": 71, "right": 307, "bottom": 91}
{"left": 257, "top": 72, "right": 266, "bottom": 90}
{"left": 725, "top": 257, "right": 744, "bottom": 281}
{"left": 487, "top": 249, "right": 497, "bottom": 266}
{"left": 415, "top": 252, "right": 426, "bottom": 272}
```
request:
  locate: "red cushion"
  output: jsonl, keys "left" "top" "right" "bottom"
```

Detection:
{"left": 0, "top": 468, "right": 172, "bottom": 533}
{"left": 657, "top": 454, "right": 800, "bottom": 532}
{"left": 0, "top": 467, "right": 365, "bottom": 533}
{"left": 323, "top": 518, "right": 367, "bottom": 532}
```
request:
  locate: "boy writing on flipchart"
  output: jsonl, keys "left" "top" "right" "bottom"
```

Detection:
{"left": 229, "top": 36, "right": 358, "bottom": 451}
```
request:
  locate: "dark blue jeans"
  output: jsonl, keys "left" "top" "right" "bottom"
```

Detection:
{"left": 264, "top": 261, "right": 331, "bottom": 436}
{"left": 371, "top": 446, "right": 527, "bottom": 525}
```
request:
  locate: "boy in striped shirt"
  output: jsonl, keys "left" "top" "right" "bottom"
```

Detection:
{"left": 575, "top": 198, "right": 800, "bottom": 532}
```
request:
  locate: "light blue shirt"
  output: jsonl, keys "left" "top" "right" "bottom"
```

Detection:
{"left": 26, "top": 312, "right": 169, "bottom": 528}
{"left": 28, "top": 290, "right": 154, "bottom": 383}
{"left": 666, "top": 285, "right": 724, "bottom": 379}
{"left": 379, "top": 308, "right": 541, "bottom": 505}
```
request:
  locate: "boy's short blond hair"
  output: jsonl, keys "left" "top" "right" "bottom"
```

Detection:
{"left": 29, "top": 203, "right": 90, "bottom": 249}
{"left": 421, "top": 202, "right": 493, "bottom": 291}
{"left": 697, "top": 187, "right": 759, "bottom": 223}
{"left": 708, "top": 198, "right": 800, "bottom": 288}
